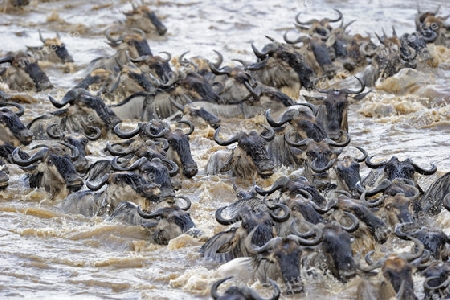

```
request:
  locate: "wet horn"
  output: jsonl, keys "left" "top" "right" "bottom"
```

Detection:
{"left": 12, "top": 146, "right": 48, "bottom": 167}
{"left": 214, "top": 127, "right": 239, "bottom": 146}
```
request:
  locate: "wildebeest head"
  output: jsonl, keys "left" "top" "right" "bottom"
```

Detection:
{"left": 169, "top": 97, "right": 221, "bottom": 129}
{"left": 284, "top": 134, "right": 350, "bottom": 182}
{"left": 337, "top": 195, "right": 389, "bottom": 244}
{"left": 48, "top": 88, "right": 122, "bottom": 135}
{"left": 313, "top": 76, "right": 367, "bottom": 140}
{"left": 265, "top": 104, "right": 327, "bottom": 143}
{"left": 158, "top": 120, "right": 198, "bottom": 178}
{"left": 0, "top": 102, "right": 32, "bottom": 146}
{"left": 401, "top": 32, "right": 433, "bottom": 62}
{"left": 254, "top": 175, "right": 327, "bottom": 208}
{"left": 415, "top": 4, "right": 449, "bottom": 33}
{"left": 294, "top": 8, "right": 343, "bottom": 40}
{"left": 395, "top": 222, "right": 449, "bottom": 260}
{"left": 46, "top": 124, "right": 101, "bottom": 173}
{"left": 0, "top": 51, "right": 53, "bottom": 92}
{"left": 86, "top": 171, "right": 161, "bottom": 212}
{"left": 127, "top": 51, "right": 173, "bottom": 83}
{"left": 137, "top": 202, "right": 195, "bottom": 245}
{"left": 245, "top": 225, "right": 321, "bottom": 294}
{"left": 321, "top": 220, "right": 357, "bottom": 282}
{"left": 123, "top": 4, "right": 167, "bottom": 36}
{"left": 365, "top": 155, "right": 437, "bottom": 181}
{"left": 105, "top": 27, "right": 152, "bottom": 57}
{"left": 335, "top": 147, "right": 367, "bottom": 196}
{"left": 111, "top": 156, "right": 178, "bottom": 200}
{"left": 12, "top": 145, "right": 83, "bottom": 199}
{"left": 211, "top": 276, "right": 280, "bottom": 300}
{"left": 357, "top": 236, "right": 424, "bottom": 300}
{"left": 422, "top": 261, "right": 450, "bottom": 299}
{"left": 250, "top": 38, "right": 316, "bottom": 94}
{"left": 27, "top": 29, "right": 74, "bottom": 64}
{"left": 214, "top": 125, "right": 275, "bottom": 179}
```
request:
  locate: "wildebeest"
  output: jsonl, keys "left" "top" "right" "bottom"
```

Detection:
{"left": 293, "top": 8, "right": 343, "bottom": 41}
{"left": 395, "top": 222, "right": 450, "bottom": 260}
{"left": 248, "top": 37, "right": 316, "bottom": 99}
{"left": 135, "top": 203, "right": 195, "bottom": 245}
{"left": 12, "top": 145, "right": 83, "bottom": 199}
{"left": 370, "top": 28, "right": 418, "bottom": 84}
{"left": 122, "top": 4, "right": 167, "bottom": 36}
{"left": 364, "top": 155, "right": 437, "bottom": 191}
{"left": 28, "top": 88, "right": 121, "bottom": 139}
{"left": 60, "top": 171, "right": 161, "bottom": 217}
{"left": 422, "top": 261, "right": 450, "bottom": 299}
{"left": 46, "top": 125, "right": 101, "bottom": 173}
{"left": 210, "top": 276, "right": 280, "bottom": 300}
{"left": 0, "top": 51, "right": 53, "bottom": 92}
{"left": 416, "top": 171, "right": 450, "bottom": 215}
{"left": 335, "top": 147, "right": 368, "bottom": 196}
{"left": 284, "top": 133, "right": 350, "bottom": 190}
{"left": 356, "top": 234, "right": 425, "bottom": 300}
{"left": 0, "top": 102, "right": 32, "bottom": 147}
{"left": 254, "top": 174, "right": 328, "bottom": 208}
{"left": 200, "top": 197, "right": 289, "bottom": 262}
{"left": 206, "top": 124, "right": 275, "bottom": 179}
{"left": 26, "top": 30, "right": 74, "bottom": 64}
{"left": 245, "top": 225, "right": 322, "bottom": 294}
{"left": 309, "top": 76, "right": 369, "bottom": 140}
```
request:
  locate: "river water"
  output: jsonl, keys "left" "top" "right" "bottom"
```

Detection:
{"left": 1, "top": 0, "right": 450, "bottom": 299}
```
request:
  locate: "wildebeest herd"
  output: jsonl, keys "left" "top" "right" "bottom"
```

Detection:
{"left": 1, "top": 2, "right": 450, "bottom": 299}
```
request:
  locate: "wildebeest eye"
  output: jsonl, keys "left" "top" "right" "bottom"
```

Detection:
{"left": 306, "top": 151, "right": 316, "bottom": 158}
{"left": 385, "top": 204, "right": 392, "bottom": 210}
{"left": 47, "top": 159, "right": 53, "bottom": 165}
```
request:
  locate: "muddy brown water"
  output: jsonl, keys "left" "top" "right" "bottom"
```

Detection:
{"left": 1, "top": 0, "right": 450, "bottom": 299}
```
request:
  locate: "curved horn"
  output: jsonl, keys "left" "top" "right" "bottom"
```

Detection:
{"left": 421, "top": 30, "right": 437, "bottom": 43}
{"left": 341, "top": 76, "right": 365, "bottom": 94}
{"left": 86, "top": 174, "right": 109, "bottom": 191}
{"left": 325, "top": 132, "right": 351, "bottom": 147}
{"left": 178, "top": 120, "right": 194, "bottom": 136}
{"left": 85, "top": 126, "right": 102, "bottom": 140}
{"left": 169, "top": 96, "right": 187, "bottom": 111}
{"left": 113, "top": 123, "right": 143, "bottom": 139}
{"left": 0, "top": 102, "right": 25, "bottom": 116}
{"left": 355, "top": 251, "right": 387, "bottom": 272}
{"left": 12, "top": 147, "right": 48, "bottom": 167}
{"left": 144, "top": 123, "right": 170, "bottom": 138}
{"left": 162, "top": 158, "right": 179, "bottom": 176}
{"left": 283, "top": 31, "right": 309, "bottom": 44}
{"left": 254, "top": 175, "right": 290, "bottom": 196}
{"left": 265, "top": 109, "right": 296, "bottom": 127}
{"left": 365, "top": 155, "right": 387, "bottom": 168}
{"left": 48, "top": 89, "right": 79, "bottom": 108}
{"left": 400, "top": 46, "right": 417, "bottom": 62}
{"left": 412, "top": 162, "right": 437, "bottom": 175}
{"left": 46, "top": 123, "right": 63, "bottom": 139}
{"left": 175, "top": 196, "right": 191, "bottom": 211}
{"left": 208, "top": 62, "right": 231, "bottom": 75}
{"left": 60, "top": 142, "right": 80, "bottom": 161}
{"left": 210, "top": 277, "right": 230, "bottom": 300}
{"left": 259, "top": 123, "right": 274, "bottom": 141}
{"left": 105, "top": 142, "right": 133, "bottom": 156}
{"left": 266, "top": 200, "right": 290, "bottom": 222}
{"left": 354, "top": 146, "right": 368, "bottom": 163}
{"left": 211, "top": 50, "right": 223, "bottom": 69}
{"left": 105, "top": 28, "right": 125, "bottom": 43}
{"left": 111, "top": 156, "right": 143, "bottom": 171}
{"left": 323, "top": 8, "right": 343, "bottom": 23}
{"left": 137, "top": 205, "right": 164, "bottom": 219}
{"left": 159, "top": 51, "right": 171, "bottom": 63}
{"left": 423, "top": 276, "right": 450, "bottom": 291}
{"left": 284, "top": 130, "right": 312, "bottom": 147}
{"left": 394, "top": 222, "right": 421, "bottom": 239}
{"left": 214, "top": 127, "right": 239, "bottom": 146}
{"left": 340, "top": 211, "right": 360, "bottom": 233}
{"left": 289, "top": 221, "right": 322, "bottom": 246}
{"left": 215, "top": 205, "right": 241, "bottom": 225}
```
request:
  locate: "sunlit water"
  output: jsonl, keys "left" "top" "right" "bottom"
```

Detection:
{"left": 1, "top": 0, "right": 450, "bottom": 299}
